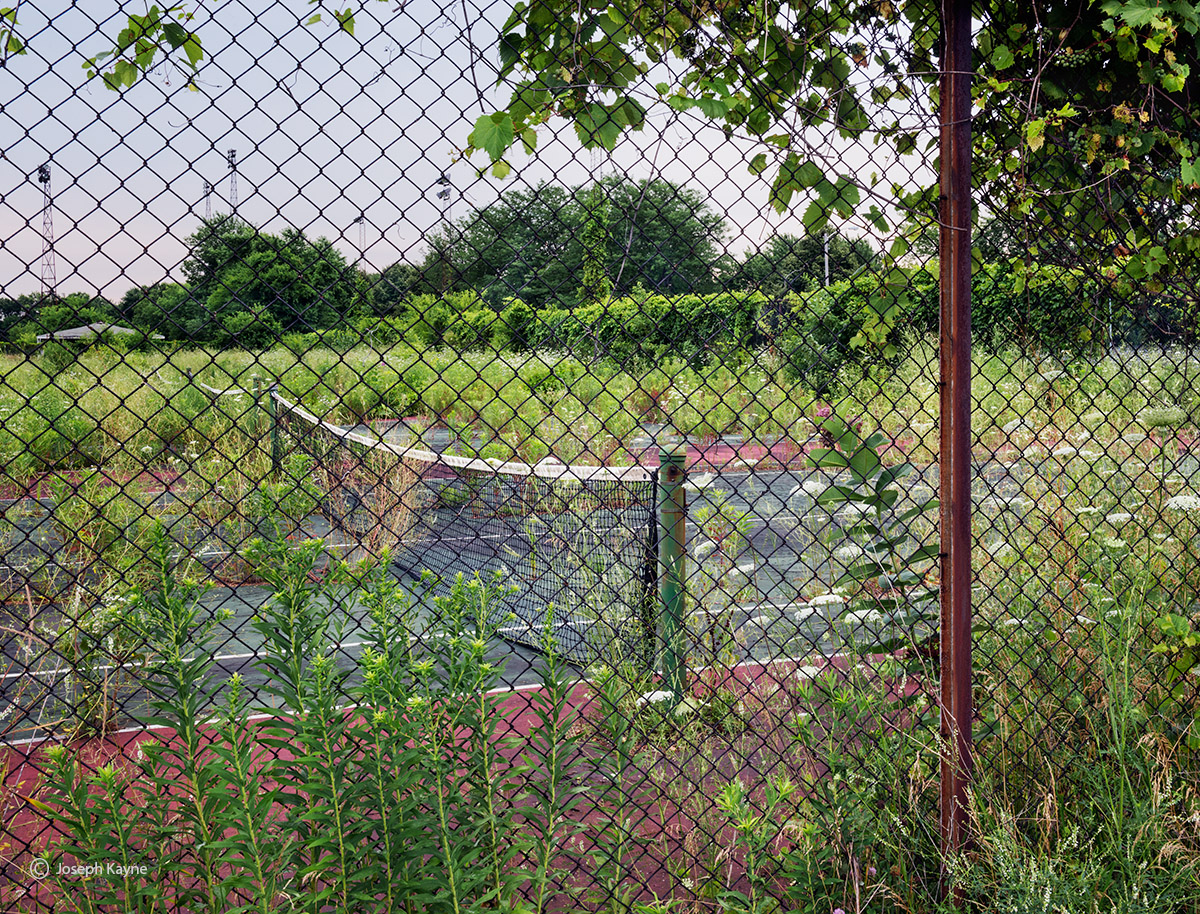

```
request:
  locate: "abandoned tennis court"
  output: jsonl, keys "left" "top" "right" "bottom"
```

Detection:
{"left": 5, "top": 0, "right": 1200, "bottom": 909}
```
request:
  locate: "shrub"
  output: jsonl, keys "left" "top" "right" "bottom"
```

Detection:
{"left": 526, "top": 291, "right": 766, "bottom": 366}
{"left": 219, "top": 310, "right": 284, "bottom": 350}
{"left": 38, "top": 339, "right": 78, "bottom": 375}
{"left": 496, "top": 298, "right": 537, "bottom": 351}
{"left": 443, "top": 307, "right": 500, "bottom": 350}
{"left": 771, "top": 273, "right": 917, "bottom": 394}
{"left": 34, "top": 537, "right": 584, "bottom": 914}
{"left": 904, "top": 262, "right": 1107, "bottom": 356}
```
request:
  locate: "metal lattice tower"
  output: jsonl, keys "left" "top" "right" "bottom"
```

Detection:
{"left": 227, "top": 149, "right": 237, "bottom": 214}
{"left": 37, "top": 163, "right": 55, "bottom": 300}
{"left": 356, "top": 213, "right": 366, "bottom": 261}
{"left": 203, "top": 180, "right": 213, "bottom": 219}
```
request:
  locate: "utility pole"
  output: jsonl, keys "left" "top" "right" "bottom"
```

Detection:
{"left": 823, "top": 229, "right": 830, "bottom": 287}
{"left": 436, "top": 172, "right": 452, "bottom": 292}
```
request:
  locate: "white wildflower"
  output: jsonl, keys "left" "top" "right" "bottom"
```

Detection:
{"left": 1105, "top": 512, "right": 1133, "bottom": 525}
{"left": 635, "top": 690, "right": 674, "bottom": 707}
{"left": 808, "top": 593, "right": 846, "bottom": 608}
{"left": 842, "top": 608, "right": 883, "bottom": 625}
{"left": 794, "top": 665, "right": 823, "bottom": 680}
{"left": 1166, "top": 494, "right": 1200, "bottom": 512}
{"left": 787, "top": 479, "right": 827, "bottom": 502}
{"left": 1001, "top": 418, "right": 1025, "bottom": 434}
{"left": 834, "top": 544, "right": 866, "bottom": 562}
{"left": 1140, "top": 405, "right": 1187, "bottom": 429}
{"left": 726, "top": 562, "right": 756, "bottom": 579}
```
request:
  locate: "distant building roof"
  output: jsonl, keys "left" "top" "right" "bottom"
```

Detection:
{"left": 36, "top": 323, "right": 164, "bottom": 342}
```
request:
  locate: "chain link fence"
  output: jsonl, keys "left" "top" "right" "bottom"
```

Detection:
{"left": 1, "top": 0, "right": 1198, "bottom": 911}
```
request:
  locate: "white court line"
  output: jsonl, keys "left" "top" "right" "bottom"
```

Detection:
{"left": 2, "top": 612, "right": 614, "bottom": 682}
{"left": 3, "top": 599, "right": 800, "bottom": 681}
{"left": 495, "top": 617, "right": 617, "bottom": 637}
{"left": 183, "top": 539, "right": 359, "bottom": 561}
{"left": 2, "top": 650, "right": 822, "bottom": 749}
{"left": 0, "top": 636, "right": 412, "bottom": 682}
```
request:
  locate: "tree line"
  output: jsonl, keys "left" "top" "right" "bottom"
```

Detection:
{"left": 1, "top": 176, "right": 875, "bottom": 347}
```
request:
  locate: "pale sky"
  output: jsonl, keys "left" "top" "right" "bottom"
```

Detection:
{"left": 1, "top": 0, "right": 937, "bottom": 299}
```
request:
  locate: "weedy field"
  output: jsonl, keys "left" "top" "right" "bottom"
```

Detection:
{"left": 2, "top": 339, "right": 1200, "bottom": 912}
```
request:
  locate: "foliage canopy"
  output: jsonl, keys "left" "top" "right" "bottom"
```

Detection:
{"left": 465, "top": 0, "right": 1199, "bottom": 292}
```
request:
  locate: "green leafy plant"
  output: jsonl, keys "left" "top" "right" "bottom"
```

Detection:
{"left": 585, "top": 662, "right": 656, "bottom": 911}
{"left": 807, "top": 411, "right": 939, "bottom": 654}
{"left": 695, "top": 488, "right": 753, "bottom": 563}
{"left": 1151, "top": 611, "right": 1200, "bottom": 750}
{"left": 519, "top": 616, "right": 592, "bottom": 914}
{"left": 31, "top": 529, "right": 588, "bottom": 913}
{"left": 715, "top": 776, "right": 796, "bottom": 914}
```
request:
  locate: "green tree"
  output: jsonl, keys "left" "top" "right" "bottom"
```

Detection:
{"left": 181, "top": 216, "right": 364, "bottom": 342}
{"left": 577, "top": 184, "right": 612, "bottom": 309}
{"left": 367, "top": 262, "right": 422, "bottom": 316}
{"left": 0, "top": 295, "right": 25, "bottom": 343}
{"left": 728, "top": 232, "right": 877, "bottom": 295}
{"left": 466, "top": 0, "right": 1199, "bottom": 299}
{"left": 118, "top": 282, "right": 189, "bottom": 338}
{"left": 15, "top": 292, "right": 116, "bottom": 339}
{"left": 418, "top": 176, "right": 726, "bottom": 308}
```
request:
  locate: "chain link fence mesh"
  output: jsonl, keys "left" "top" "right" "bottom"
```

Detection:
{"left": 0, "top": 0, "right": 1198, "bottom": 911}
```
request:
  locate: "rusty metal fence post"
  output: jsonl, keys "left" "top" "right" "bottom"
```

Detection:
{"left": 938, "top": 0, "right": 975, "bottom": 885}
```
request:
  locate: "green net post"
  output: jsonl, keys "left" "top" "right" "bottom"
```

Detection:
{"left": 250, "top": 374, "right": 262, "bottom": 435}
{"left": 658, "top": 441, "right": 688, "bottom": 704}
{"left": 267, "top": 383, "right": 281, "bottom": 476}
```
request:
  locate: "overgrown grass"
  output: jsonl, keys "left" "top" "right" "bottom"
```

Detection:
{"left": 6, "top": 338, "right": 1200, "bottom": 911}
{"left": 2, "top": 340, "right": 1198, "bottom": 498}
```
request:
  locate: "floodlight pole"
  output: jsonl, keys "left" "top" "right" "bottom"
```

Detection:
{"left": 938, "top": 0, "right": 974, "bottom": 894}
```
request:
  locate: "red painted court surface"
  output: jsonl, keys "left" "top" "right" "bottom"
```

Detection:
{"left": 1, "top": 656, "right": 930, "bottom": 908}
